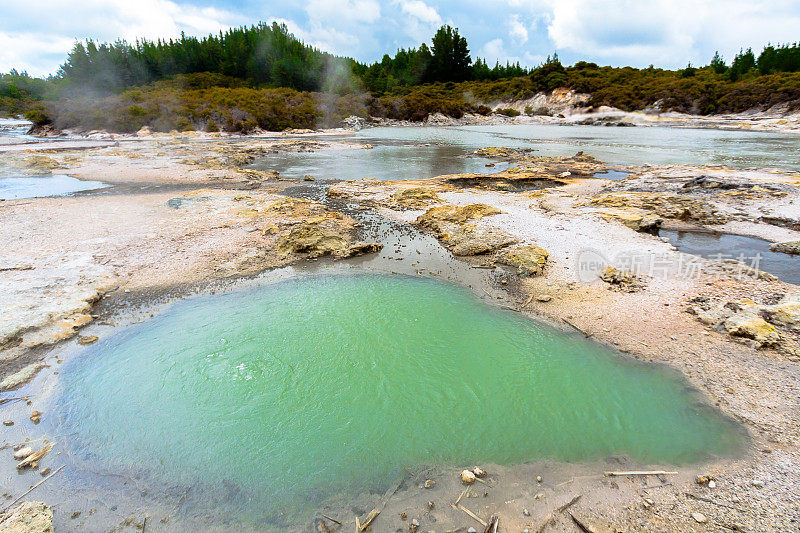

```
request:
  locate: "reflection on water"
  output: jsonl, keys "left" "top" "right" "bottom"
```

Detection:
{"left": 250, "top": 141, "right": 509, "bottom": 181}
{"left": 358, "top": 125, "right": 800, "bottom": 171}
{"left": 248, "top": 125, "right": 800, "bottom": 182}
{"left": 662, "top": 229, "right": 800, "bottom": 285}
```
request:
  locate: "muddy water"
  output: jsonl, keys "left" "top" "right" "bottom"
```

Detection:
{"left": 45, "top": 274, "right": 743, "bottom": 527}
{"left": 662, "top": 229, "right": 800, "bottom": 285}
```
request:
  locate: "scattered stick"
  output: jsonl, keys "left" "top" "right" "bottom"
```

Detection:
{"left": 536, "top": 494, "right": 582, "bottom": 533}
{"left": 483, "top": 515, "right": 499, "bottom": 533}
{"left": 1, "top": 465, "right": 65, "bottom": 513}
{"left": 473, "top": 476, "right": 493, "bottom": 487}
{"left": 556, "top": 494, "right": 582, "bottom": 513}
{"left": 685, "top": 493, "right": 744, "bottom": 512}
{"left": 17, "top": 443, "right": 53, "bottom": 469}
{"left": 604, "top": 471, "right": 677, "bottom": 477}
{"left": 534, "top": 512, "right": 554, "bottom": 533}
{"left": 358, "top": 509, "right": 379, "bottom": 531}
{"left": 451, "top": 503, "right": 487, "bottom": 527}
{"left": 0, "top": 397, "right": 29, "bottom": 406}
{"left": 354, "top": 516, "right": 360, "bottom": 533}
{"left": 555, "top": 477, "right": 574, "bottom": 488}
{"left": 567, "top": 511, "right": 596, "bottom": 533}
{"left": 142, "top": 516, "right": 147, "bottom": 533}
{"left": 454, "top": 488, "right": 468, "bottom": 506}
{"left": 520, "top": 293, "right": 536, "bottom": 310}
{"left": 320, "top": 513, "right": 342, "bottom": 526}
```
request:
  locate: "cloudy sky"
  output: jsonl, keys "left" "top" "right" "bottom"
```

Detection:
{"left": 3, "top": 0, "right": 800, "bottom": 76}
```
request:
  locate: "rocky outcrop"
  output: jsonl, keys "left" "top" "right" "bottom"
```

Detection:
{"left": 599, "top": 266, "right": 644, "bottom": 292}
{"left": 762, "top": 293, "right": 800, "bottom": 331}
{"left": 416, "top": 204, "right": 501, "bottom": 229}
{"left": 687, "top": 295, "right": 799, "bottom": 349}
{"left": 724, "top": 313, "right": 781, "bottom": 347}
{"left": 442, "top": 224, "right": 518, "bottom": 256}
{"left": 770, "top": 241, "right": 800, "bottom": 255}
{"left": 590, "top": 193, "right": 727, "bottom": 225}
{"left": 415, "top": 204, "right": 514, "bottom": 256}
{"left": 496, "top": 245, "right": 549, "bottom": 276}
{"left": 0, "top": 502, "right": 54, "bottom": 533}
{"left": 277, "top": 220, "right": 382, "bottom": 259}
{"left": 391, "top": 187, "right": 443, "bottom": 209}
{"left": 598, "top": 210, "right": 663, "bottom": 233}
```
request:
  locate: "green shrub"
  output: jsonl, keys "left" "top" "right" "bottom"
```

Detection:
{"left": 495, "top": 107, "right": 521, "bottom": 117}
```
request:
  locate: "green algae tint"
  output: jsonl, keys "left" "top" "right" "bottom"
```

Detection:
{"left": 55, "top": 274, "right": 742, "bottom": 522}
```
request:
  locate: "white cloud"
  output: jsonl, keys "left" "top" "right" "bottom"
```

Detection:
{"left": 0, "top": 0, "right": 244, "bottom": 75}
{"left": 398, "top": 0, "right": 442, "bottom": 26}
{"left": 305, "top": 0, "right": 381, "bottom": 24}
{"left": 507, "top": 14, "right": 528, "bottom": 45}
{"left": 480, "top": 38, "right": 508, "bottom": 64}
{"left": 392, "top": 0, "right": 442, "bottom": 43}
{"left": 544, "top": 0, "right": 800, "bottom": 67}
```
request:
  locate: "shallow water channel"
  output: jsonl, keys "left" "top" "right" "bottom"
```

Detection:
{"left": 662, "top": 229, "right": 800, "bottom": 285}
{"left": 0, "top": 173, "right": 108, "bottom": 200}
{"left": 43, "top": 274, "right": 744, "bottom": 526}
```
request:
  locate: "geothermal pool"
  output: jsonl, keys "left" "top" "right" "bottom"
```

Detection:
{"left": 0, "top": 174, "right": 107, "bottom": 199}
{"left": 50, "top": 274, "right": 743, "bottom": 524}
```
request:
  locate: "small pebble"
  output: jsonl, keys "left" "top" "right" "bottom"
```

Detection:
{"left": 461, "top": 469, "right": 476, "bottom": 484}
{"left": 71, "top": 511, "right": 81, "bottom": 519}
{"left": 468, "top": 528, "right": 477, "bottom": 533}
{"left": 30, "top": 410, "right": 42, "bottom": 424}
{"left": 2, "top": 420, "right": 12, "bottom": 426}
{"left": 536, "top": 475, "right": 542, "bottom": 483}
{"left": 751, "top": 479, "right": 765, "bottom": 488}
{"left": 77, "top": 335, "right": 99, "bottom": 345}
{"left": 536, "top": 294, "right": 552, "bottom": 302}
{"left": 40, "top": 467, "right": 51, "bottom": 476}
{"left": 424, "top": 479, "right": 435, "bottom": 489}
{"left": 427, "top": 500, "right": 434, "bottom": 509}
{"left": 472, "top": 466, "right": 486, "bottom": 478}
{"left": 691, "top": 512, "right": 707, "bottom": 523}
{"left": 708, "top": 480, "right": 716, "bottom": 489}
{"left": 523, "top": 508, "right": 530, "bottom": 516}
{"left": 400, "top": 512, "right": 407, "bottom": 520}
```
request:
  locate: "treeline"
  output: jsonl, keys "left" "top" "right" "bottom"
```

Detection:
{"left": 57, "top": 23, "right": 525, "bottom": 95}
{"left": 58, "top": 22, "right": 357, "bottom": 93}
{"left": 354, "top": 26, "right": 528, "bottom": 93}
{"left": 3, "top": 22, "right": 800, "bottom": 132}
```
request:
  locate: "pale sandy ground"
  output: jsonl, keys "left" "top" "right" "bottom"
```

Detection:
{"left": 1, "top": 135, "right": 800, "bottom": 532}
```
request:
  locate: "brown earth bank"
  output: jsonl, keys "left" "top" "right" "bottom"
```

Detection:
{"left": 0, "top": 135, "right": 799, "bottom": 532}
